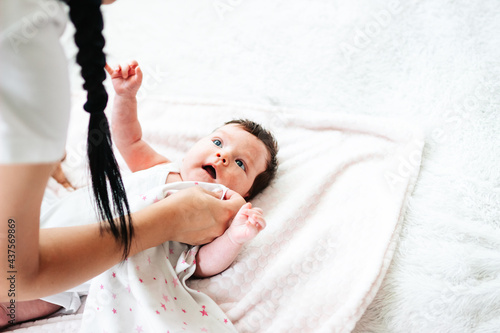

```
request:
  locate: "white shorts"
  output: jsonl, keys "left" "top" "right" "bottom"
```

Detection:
{"left": 0, "top": 0, "right": 70, "bottom": 164}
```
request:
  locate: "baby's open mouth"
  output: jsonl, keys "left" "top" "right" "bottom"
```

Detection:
{"left": 202, "top": 165, "right": 216, "bottom": 179}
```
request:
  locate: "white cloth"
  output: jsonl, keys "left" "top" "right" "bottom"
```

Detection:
{"left": 80, "top": 181, "right": 237, "bottom": 333}
{"left": 40, "top": 163, "right": 178, "bottom": 313}
{"left": 41, "top": 162, "right": 236, "bottom": 333}
{"left": 0, "top": 0, "right": 70, "bottom": 164}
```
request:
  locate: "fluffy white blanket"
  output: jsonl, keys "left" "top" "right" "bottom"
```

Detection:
{"left": 64, "top": 97, "right": 422, "bottom": 332}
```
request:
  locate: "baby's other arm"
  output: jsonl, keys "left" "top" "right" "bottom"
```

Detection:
{"left": 193, "top": 203, "right": 266, "bottom": 278}
{"left": 106, "top": 61, "right": 169, "bottom": 172}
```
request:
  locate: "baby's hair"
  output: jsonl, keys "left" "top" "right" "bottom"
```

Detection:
{"left": 224, "top": 119, "right": 279, "bottom": 200}
{"left": 64, "top": 0, "right": 133, "bottom": 260}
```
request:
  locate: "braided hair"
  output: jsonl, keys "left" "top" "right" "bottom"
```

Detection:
{"left": 63, "top": 0, "right": 133, "bottom": 260}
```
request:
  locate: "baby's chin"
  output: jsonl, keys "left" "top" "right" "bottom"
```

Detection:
{"left": 179, "top": 166, "right": 216, "bottom": 184}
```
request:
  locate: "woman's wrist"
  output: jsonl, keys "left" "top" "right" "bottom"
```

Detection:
{"left": 127, "top": 203, "right": 176, "bottom": 256}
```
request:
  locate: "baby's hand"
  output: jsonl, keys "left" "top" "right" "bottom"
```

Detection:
{"left": 226, "top": 203, "right": 266, "bottom": 245}
{"left": 105, "top": 60, "right": 143, "bottom": 98}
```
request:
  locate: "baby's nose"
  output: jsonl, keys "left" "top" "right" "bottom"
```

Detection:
{"left": 216, "top": 152, "right": 228, "bottom": 165}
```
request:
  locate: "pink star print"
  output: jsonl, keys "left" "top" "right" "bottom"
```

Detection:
{"left": 172, "top": 278, "right": 179, "bottom": 288}
{"left": 147, "top": 256, "right": 152, "bottom": 264}
{"left": 169, "top": 249, "right": 174, "bottom": 254}
{"left": 139, "top": 278, "right": 143, "bottom": 283}
{"left": 153, "top": 196, "right": 160, "bottom": 203}
{"left": 141, "top": 195, "right": 147, "bottom": 200}
{"left": 182, "top": 309, "right": 186, "bottom": 313}
{"left": 156, "top": 310, "right": 160, "bottom": 314}
{"left": 126, "top": 284, "right": 131, "bottom": 293}
{"left": 200, "top": 306, "right": 208, "bottom": 316}
{"left": 162, "top": 294, "right": 169, "bottom": 303}
{"left": 100, "top": 284, "right": 104, "bottom": 290}
{"left": 161, "top": 303, "right": 167, "bottom": 311}
{"left": 224, "top": 319, "right": 228, "bottom": 323}
{"left": 112, "top": 308, "right": 117, "bottom": 314}
{"left": 112, "top": 272, "right": 116, "bottom": 278}
{"left": 112, "top": 293, "right": 117, "bottom": 299}
{"left": 135, "top": 326, "right": 144, "bottom": 333}
{"left": 201, "top": 329, "right": 208, "bottom": 332}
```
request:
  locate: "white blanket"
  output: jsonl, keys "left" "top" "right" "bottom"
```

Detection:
{"left": 61, "top": 97, "right": 422, "bottom": 332}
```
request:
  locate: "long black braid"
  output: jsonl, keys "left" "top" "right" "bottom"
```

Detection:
{"left": 63, "top": 0, "right": 133, "bottom": 260}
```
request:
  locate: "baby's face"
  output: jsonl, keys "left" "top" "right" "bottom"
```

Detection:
{"left": 180, "top": 124, "right": 269, "bottom": 198}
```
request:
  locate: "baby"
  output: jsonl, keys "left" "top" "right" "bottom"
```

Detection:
{"left": 107, "top": 60, "right": 278, "bottom": 277}
{"left": 0, "top": 61, "right": 278, "bottom": 328}
{"left": 78, "top": 61, "right": 279, "bottom": 331}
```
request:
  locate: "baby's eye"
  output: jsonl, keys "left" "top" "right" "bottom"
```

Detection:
{"left": 212, "top": 139, "right": 222, "bottom": 147}
{"left": 236, "top": 160, "right": 246, "bottom": 171}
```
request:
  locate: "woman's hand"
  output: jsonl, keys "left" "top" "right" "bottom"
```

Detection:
{"left": 133, "top": 187, "right": 246, "bottom": 248}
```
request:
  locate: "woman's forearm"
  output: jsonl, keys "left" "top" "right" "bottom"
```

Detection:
{"left": 1, "top": 201, "right": 176, "bottom": 302}
{"left": 33, "top": 207, "right": 175, "bottom": 300}
{"left": 1, "top": 163, "right": 242, "bottom": 302}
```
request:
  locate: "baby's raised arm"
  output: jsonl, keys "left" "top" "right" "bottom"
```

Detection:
{"left": 106, "top": 61, "right": 169, "bottom": 172}
{"left": 194, "top": 202, "right": 266, "bottom": 278}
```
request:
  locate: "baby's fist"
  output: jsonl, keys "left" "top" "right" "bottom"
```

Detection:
{"left": 226, "top": 203, "right": 266, "bottom": 245}
{"left": 105, "top": 60, "right": 143, "bottom": 97}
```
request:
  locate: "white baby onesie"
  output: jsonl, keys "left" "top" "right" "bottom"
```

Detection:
{"left": 79, "top": 164, "right": 237, "bottom": 333}
{"left": 40, "top": 163, "right": 237, "bottom": 333}
{"left": 40, "top": 163, "right": 183, "bottom": 313}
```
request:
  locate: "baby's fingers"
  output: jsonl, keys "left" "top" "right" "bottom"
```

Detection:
{"left": 135, "top": 65, "right": 143, "bottom": 83}
{"left": 105, "top": 63, "right": 124, "bottom": 79}
{"left": 129, "top": 60, "right": 139, "bottom": 69}
{"left": 118, "top": 61, "right": 138, "bottom": 79}
{"left": 104, "top": 63, "right": 113, "bottom": 75}
{"left": 249, "top": 213, "right": 266, "bottom": 230}
{"left": 119, "top": 62, "right": 130, "bottom": 78}
{"left": 251, "top": 207, "right": 264, "bottom": 215}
